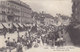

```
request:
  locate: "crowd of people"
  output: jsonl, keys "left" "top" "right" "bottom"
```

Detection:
{"left": 0, "top": 24, "right": 65, "bottom": 52}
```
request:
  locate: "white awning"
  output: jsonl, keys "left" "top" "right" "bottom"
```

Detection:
{"left": 27, "top": 24, "right": 32, "bottom": 27}
{"left": 2, "top": 23, "right": 12, "bottom": 28}
{"left": 23, "top": 24, "right": 27, "bottom": 27}
{"left": 23, "top": 24, "right": 30, "bottom": 27}
{"left": 18, "top": 23, "right": 23, "bottom": 27}
{"left": 0, "top": 23, "right": 3, "bottom": 29}
{"left": 13, "top": 23, "right": 19, "bottom": 28}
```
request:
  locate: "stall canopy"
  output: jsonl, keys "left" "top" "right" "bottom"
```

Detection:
{"left": 27, "top": 24, "right": 32, "bottom": 27}
{"left": 2, "top": 23, "right": 12, "bottom": 28}
{"left": 23, "top": 24, "right": 32, "bottom": 27}
{"left": 0, "top": 23, "right": 3, "bottom": 29}
{"left": 18, "top": 23, "right": 24, "bottom": 28}
{"left": 22, "top": 24, "right": 26, "bottom": 27}
{"left": 13, "top": 23, "right": 19, "bottom": 28}
{"left": 23, "top": 24, "right": 29, "bottom": 27}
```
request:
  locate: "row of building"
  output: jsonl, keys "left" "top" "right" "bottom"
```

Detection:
{"left": 0, "top": 0, "right": 70, "bottom": 27}
{"left": 0, "top": 0, "right": 33, "bottom": 23}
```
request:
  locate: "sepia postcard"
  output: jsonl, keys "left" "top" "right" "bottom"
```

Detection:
{"left": 0, "top": 0, "right": 80, "bottom": 52}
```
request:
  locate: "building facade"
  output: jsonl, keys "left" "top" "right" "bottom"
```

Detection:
{"left": 67, "top": 0, "right": 80, "bottom": 46}
{"left": 0, "top": 0, "right": 33, "bottom": 23}
{"left": 72, "top": 0, "right": 80, "bottom": 23}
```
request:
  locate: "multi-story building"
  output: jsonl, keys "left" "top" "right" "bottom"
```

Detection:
{"left": 44, "top": 14, "right": 63, "bottom": 27}
{"left": 72, "top": 0, "right": 80, "bottom": 23}
{"left": 0, "top": 0, "right": 33, "bottom": 23}
{"left": 67, "top": 0, "right": 80, "bottom": 46}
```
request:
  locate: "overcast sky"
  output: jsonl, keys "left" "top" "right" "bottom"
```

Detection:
{"left": 21, "top": 0, "right": 72, "bottom": 17}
